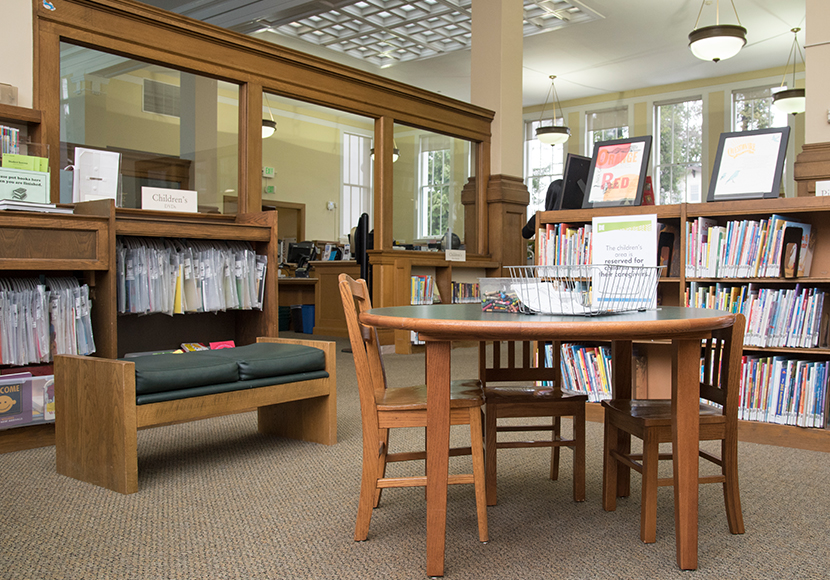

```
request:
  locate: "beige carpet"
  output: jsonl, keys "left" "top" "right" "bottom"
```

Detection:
{"left": 2, "top": 333, "right": 829, "bottom": 579}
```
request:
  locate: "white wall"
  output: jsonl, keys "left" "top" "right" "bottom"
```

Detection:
{"left": 806, "top": 0, "right": 830, "bottom": 144}
{"left": 3, "top": 0, "right": 33, "bottom": 107}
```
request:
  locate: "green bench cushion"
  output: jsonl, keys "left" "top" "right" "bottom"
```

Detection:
{"left": 130, "top": 342, "right": 327, "bottom": 396}
{"left": 135, "top": 371, "right": 330, "bottom": 405}
{"left": 203, "top": 343, "right": 327, "bottom": 380}
{"left": 133, "top": 353, "right": 239, "bottom": 395}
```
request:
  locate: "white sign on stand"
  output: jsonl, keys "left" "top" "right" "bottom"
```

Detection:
{"left": 141, "top": 186, "right": 198, "bottom": 213}
{"left": 592, "top": 213, "right": 658, "bottom": 309}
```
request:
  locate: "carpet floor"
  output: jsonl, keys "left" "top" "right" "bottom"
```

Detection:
{"left": 2, "top": 333, "right": 829, "bottom": 579}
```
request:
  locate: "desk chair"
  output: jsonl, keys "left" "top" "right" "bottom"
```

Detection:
{"left": 601, "top": 315, "right": 746, "bottom": 543}
{"left": 480, "top": 340, "right": 587, "bottom": 506}
{"left": 338, "top": 274, "right": 488, "bottom": 543}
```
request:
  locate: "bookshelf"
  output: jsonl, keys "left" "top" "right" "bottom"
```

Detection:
{"left": 0, "top": 200, "right": 279, "bottom": 453}
{"left": 369, "top": 250, "right": 499, "bottom": 353}
{"left": 536, "top": 197, "right": 830, "bottom": 452}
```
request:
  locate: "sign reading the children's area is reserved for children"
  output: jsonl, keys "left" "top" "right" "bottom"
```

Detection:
{"left": 591, "top": 213, "right": 658, "bottom": 310}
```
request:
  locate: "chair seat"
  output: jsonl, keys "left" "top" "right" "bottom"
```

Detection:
{"left": 377, "top": 379, "right": 483, "bottom": 410}
{"left": 602, "top": 399, "right": 724, "bottom": 427}
{"left": 484, "top": 384, "right": 588, "bottom": 402}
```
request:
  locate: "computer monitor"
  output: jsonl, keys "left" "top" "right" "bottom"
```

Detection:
{"left": 286, "top": 241, "right": 316, "bottom": 266}
{"left": 352, "top": 213, "right": 372, "bottom": 298}
{"left": 557, "top": 153, "right": 591, "bottom": 210}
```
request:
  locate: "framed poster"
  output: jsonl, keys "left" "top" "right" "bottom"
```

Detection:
{"left": 583, "top": 136, "right": 652, "bottom": 209}
{"left": 707, "top": 126, "right": 790, "bottom": 202}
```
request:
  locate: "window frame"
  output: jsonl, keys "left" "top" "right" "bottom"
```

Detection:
{"left": 653, "top": 96, "right": 704, "bottom": 205}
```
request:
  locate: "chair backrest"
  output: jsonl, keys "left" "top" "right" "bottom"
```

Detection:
{"left": 479, "top": 340, "right": 561, "bottom": 389}
{"left": 339, "top": 274, "right": 387, "bottom": 426}
{"left": 700, "top": 313, "right": 746, "bottom": 426}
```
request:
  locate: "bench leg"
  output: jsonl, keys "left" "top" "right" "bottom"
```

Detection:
{"left": 256, "top": 337, "right": 337, "bottom": 445}
{"left": 258, "top": 393, "right": 336, "bottom": 445}
{"left": 55, "top": 355, "right": 139, "bottom": 494}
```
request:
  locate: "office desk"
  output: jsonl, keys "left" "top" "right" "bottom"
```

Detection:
{"left": 278, "top": 277, "right": 318, "bottom": 307}
{"left": 360, "top": 304, "right": 737, "bottom": 577}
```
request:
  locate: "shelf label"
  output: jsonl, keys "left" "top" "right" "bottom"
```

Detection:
{"left": 141, "top": 186, "right": 197, "bottom": 213}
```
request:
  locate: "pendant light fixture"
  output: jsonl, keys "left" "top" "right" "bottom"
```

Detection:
{"left": 772, "top": 28, "right": 806, "bottom": 116}
{"left": 370, "top": 141, "right": 400, "bottom": 162}
{"left": 262, "top": 92, "right": 276, "bottom": 139}
{"left": 535, "top": 75, "right": 570, "bottom": 146}
{"left": 688, "top": 0, "right": 747, "bottom": 63}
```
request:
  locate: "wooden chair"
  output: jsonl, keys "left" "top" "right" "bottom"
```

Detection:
{"left": 338, "top": 274, "right": 488, "bottom": 543}
{"left": 480, "top": 340, "right": 587, "bottom": 506}
{"left": 601, "top": 315, "right": 746, "bottom": 543}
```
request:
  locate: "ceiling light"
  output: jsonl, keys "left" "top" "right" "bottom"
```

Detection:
{"left": 772, "top": 28, "right": 806, "bottom": 116}
{"left": 688, "top": 0, "right": 746, "bottom": 62}
{"left": 535, "top": 75, "right": 570, "bottom": 146}
{"left": 370, "top": 141, "right": 400, "bottom": 163}
{"left": 262, "top": 92, "right": 276, "bottom": 138}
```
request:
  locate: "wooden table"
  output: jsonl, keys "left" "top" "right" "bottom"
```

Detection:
{"left": 360, "top": 304, "right": 737, "bottom": 577}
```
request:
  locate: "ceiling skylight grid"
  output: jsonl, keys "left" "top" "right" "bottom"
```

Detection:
{"left": 270, "top": 0, "right": 600, "bottom": 67}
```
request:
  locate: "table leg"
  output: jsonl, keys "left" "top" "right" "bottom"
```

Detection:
{"left": 425, "top": 340, "right": 451, "bottom": 577}
{"left": 610, "top": 340, "right": 633, "bottom": 499}
{"left": 672, "top": 338, "right": 700, "bottom": 570}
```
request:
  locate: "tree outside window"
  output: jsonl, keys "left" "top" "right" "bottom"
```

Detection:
{"left": 419, "top": 146, "right": 451, "bottom": 238}
{"left": 586, "top": 107, "right": 628, "bottom": 157}
{"left": 655, "top": 98, "right": 703, "bottom": 204}
{"left": 733, "top": 86, "right": 788, "bottom": 132}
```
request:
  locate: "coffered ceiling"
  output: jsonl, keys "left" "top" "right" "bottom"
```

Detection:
{"left": 138, "top": 0, "right": 807, "bottom": 107}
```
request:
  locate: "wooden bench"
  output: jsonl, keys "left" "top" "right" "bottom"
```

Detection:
{"left": 55, "top": 337, "right": 336, "bottom": 494}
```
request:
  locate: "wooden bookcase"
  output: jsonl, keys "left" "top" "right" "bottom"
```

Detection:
{"left": 369, "top": 250, "right": 500, "bottom": 354}
{"left": 0, "top": 198, "right": 279, "bottom": 453}
{"left": 536, "top": 197, "right": 830, "bottom": 453}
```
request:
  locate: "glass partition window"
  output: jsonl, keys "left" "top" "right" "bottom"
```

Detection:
{"left": 654, "top": 98, "right": 703, "bottom": 204}
{"left": 419, "top": 136, "right": 452, "bottom": 238}
{"left": 342, "top": 132, "right": 373, "bottom": 235}
{"left": 59, "top": 42, "right": 238, "bottom": 212}
{"left": 261, "top": 92, "right": 374, "bottom": 243}
{"left": 393, "top": 125, "right": 472, "bottom": 248}
{"left": 523, "top": 119, "right": 564, "bottom": 218}
{"left": 586, "top": 107, "right": 628, "bottom": 156}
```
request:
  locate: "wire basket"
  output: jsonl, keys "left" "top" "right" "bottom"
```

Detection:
{"left": 505, "top": 264, "right": 663, "bottom": 316}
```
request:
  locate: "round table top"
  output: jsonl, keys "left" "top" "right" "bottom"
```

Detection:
{"left": 361, "top": 304, "right": 737, "bottom": 342}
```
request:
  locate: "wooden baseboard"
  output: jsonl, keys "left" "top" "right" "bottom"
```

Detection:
{"left": 0, "top": 423, "right": 55, "bottom": 454}
{"left": 585, "top": 402, "right": 830, "bottom": 453}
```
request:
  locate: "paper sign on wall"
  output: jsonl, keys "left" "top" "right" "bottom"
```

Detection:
{"left": 141, "top": 186, "right": 198, "bottom": 213}
{"left": 73, "top": 148, "right": 121, "bottom": 203}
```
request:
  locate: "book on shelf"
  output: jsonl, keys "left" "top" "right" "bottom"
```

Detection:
{"left": 739, "top": 355, "right": 828, "bottom": 428}
{"left": 685, "top": 215, "right": 816, "bottom": 279}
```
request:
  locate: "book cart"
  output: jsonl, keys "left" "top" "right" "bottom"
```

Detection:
{"left": 535, "top": 197, "right": 830, "bottom": 452}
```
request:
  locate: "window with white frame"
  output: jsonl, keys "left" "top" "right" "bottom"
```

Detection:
{"left": 654, "top": 97, "right": 703, "bottom": 204}
{"left": 586, "top": 107, "right": 628, "bottom": 157}
{"left": 732, "top": 86, "right": 789, "bottom": 131}
{"left": 418, "top": 135, "right": 452, "bottom": 239}
{"left": 523, "top": 119, "right": 565, "bottom": 218}
{"left": 341, "top": 132, "right": 373, "bottom": 236}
